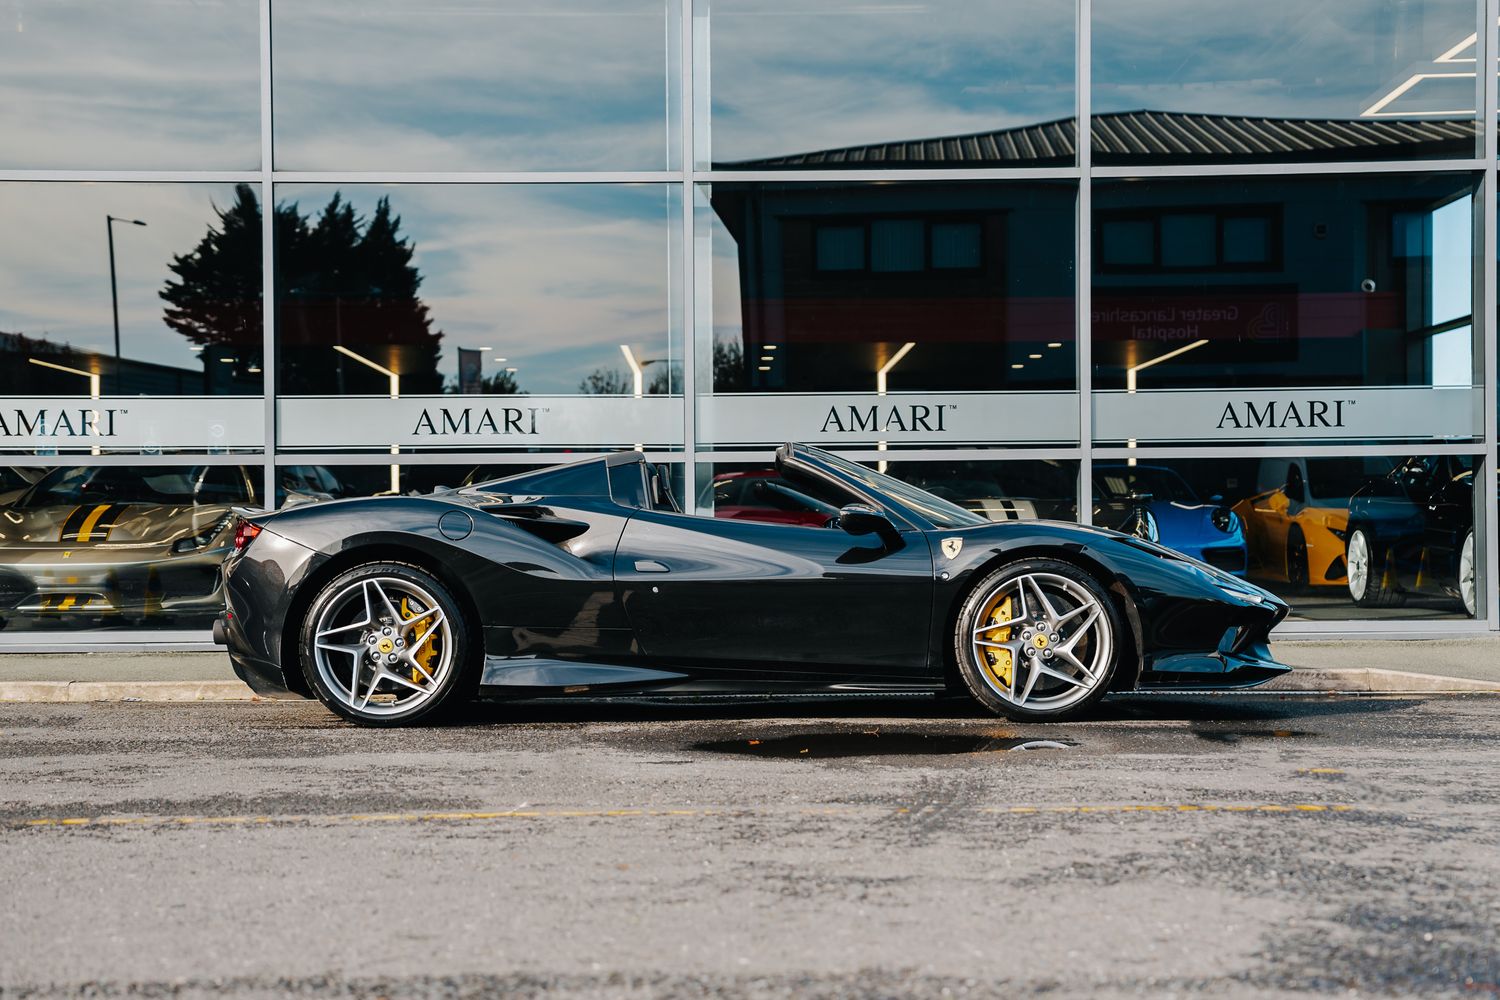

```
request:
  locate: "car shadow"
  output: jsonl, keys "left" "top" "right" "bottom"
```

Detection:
{"left": 439, "top": 690, "right": 1428, "bottom": 728}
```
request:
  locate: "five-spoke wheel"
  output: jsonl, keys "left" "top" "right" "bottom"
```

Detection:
{"left": 953, "top": 559, "right": 1121, "bottom": 721}
{"left": 300, "top": 561, "right": 476, "bottom": 725}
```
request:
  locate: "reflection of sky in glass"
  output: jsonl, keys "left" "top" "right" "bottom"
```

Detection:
{"left": 0, "top": 183, "right": 254, "bottom": 370}
{"left": 0, "top": 0, "right": 259, "bottom": 169}
{"left": 275, "top": 184, "right": 678, "bottom": 394}
{"left": 272, "top": 1, "right": 675, "bottom": 171}
{"left": 704, "top": 0, "right": 1074, "bottom": 164}
{"left": 1431, "top": 194, "right": 1471, "bottom": 386}
{"left": 1093, "top": 0, "right": 1478, "bottom": 121}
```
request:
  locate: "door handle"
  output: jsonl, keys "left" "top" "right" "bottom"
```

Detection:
{"left": 634, "top": 559, "right": 671, "bottom": 573}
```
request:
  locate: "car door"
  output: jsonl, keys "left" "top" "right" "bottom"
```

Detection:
{"left": 614, "top": 508, "right": 935, "bottom": 677}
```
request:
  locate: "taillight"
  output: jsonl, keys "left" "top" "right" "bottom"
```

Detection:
{"left": 232, "top": 520, "right": 263, "bottom": 551}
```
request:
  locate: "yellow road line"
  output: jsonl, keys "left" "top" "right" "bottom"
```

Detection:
{"left": 9, "top": 802, "right": 1359, "bottom": 830}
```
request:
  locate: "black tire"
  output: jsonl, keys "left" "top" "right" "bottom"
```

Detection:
{"left": 298, "top": 560, "right": 478, "bottom": 727}
{"left": 1285, "top": 526, "right": 1309, "bottom": 590}
{"left": 953, "top": 558, "right": 1123, "bottom": 722}
{"left": 1346, "top": 526, "right": 1402, "bottom": 608}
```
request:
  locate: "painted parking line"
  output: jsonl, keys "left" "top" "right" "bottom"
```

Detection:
{"left": 9, "top": 802, "right": 1359, "bottom": 830}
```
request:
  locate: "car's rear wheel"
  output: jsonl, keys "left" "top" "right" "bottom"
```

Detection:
{"left": 953, "top": 559, "right": 1122, "bottom": 722}
{"left": 299, "top": 561, "right": 477, "bottom": 726}
{"left": 1346, "top": 528, "right": 1402, "bottom": 607}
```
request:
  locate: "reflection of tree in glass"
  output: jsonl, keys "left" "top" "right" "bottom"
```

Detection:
{"left": 578, "top": 365, "right": 675, "bottom": 395}
{"left": 478, "top": 368, "right": 524, "bottom": 394}
{"left": 160, "top": 184, "right": 444, "bottom": 394}
{"left": 159, "top": 184, "right": 262, "bottom": 378}
{"left": 713, "top": 340, "right": 745, "bottom": 392}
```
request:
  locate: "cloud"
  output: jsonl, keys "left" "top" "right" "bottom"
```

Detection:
{"left": 0, "top": 0, "right": 260, "bottom": 169}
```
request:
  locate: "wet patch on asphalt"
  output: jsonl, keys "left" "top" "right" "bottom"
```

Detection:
{"left": 692, "top": 730, "right": 1078, "bottom": 759}
{"left": 1193, "top": 728, "right": 1317, "bottom": 743}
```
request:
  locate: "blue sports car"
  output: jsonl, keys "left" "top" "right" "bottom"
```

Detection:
{"left": 1094, "top": 464, "right": 1247, "bottom": 576}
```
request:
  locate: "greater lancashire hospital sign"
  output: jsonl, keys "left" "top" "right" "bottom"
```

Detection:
{"left": 1, "top": 387, "right": 1480, "bottom": 452}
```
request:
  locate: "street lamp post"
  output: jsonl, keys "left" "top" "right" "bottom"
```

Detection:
{"left": 106, "top": 215, "right": 147, "bottom": 394}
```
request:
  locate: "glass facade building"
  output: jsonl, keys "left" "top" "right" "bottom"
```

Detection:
{"left": 0, "top": 0, "right": 1496, "bottom": 645}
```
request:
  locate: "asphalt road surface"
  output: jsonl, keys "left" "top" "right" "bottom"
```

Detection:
{"left": 2, "top": 692, "right": 1498, "bottom": 998}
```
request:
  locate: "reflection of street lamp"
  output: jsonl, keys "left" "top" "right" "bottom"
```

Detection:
{"left": 29, "top": 358, "right": 102, "bottom": 455}
{"left": 333, "top": 346, "right": 401, "bottom": 494}
{"left": 875, "top": 342, "right": 916, "bottom": 472}
{"left": 620, "top": 343, "right": 672, "bottom": 398}
{"left": 106, "top": 215, "right": 147, "bottom": 393}
{"left": 1124, "top": 338, "right": 1208, "bottom": 466}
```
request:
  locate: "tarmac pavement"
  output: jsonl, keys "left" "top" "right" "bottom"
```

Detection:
{"left": 1, "top": 693, "right": 1497, "bottom": 997}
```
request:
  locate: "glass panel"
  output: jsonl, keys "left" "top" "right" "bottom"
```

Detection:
{"left": 0, "top": 0, "right": 260, "bottom": 170}
{"left": 0, "top": 183, "right": 264, "bottom": 455}
{"left": 696, "top": 181, "right": 1077, "bottom": 451}
{"left": 700, "top": 0, "right": 1076, "bottom": 169}
{"left": 1092, "top": 0, "right": 1482, "bottom": 164}
{"left": 1092, "top": 173, "right": 1480, "bottom": 447}
{"left": 1092, "top": 455, "right": 1484, "bottom": 622}
{"left": 692, "top": 458, "right": 1079, "bottom": 527}
{"left": 274, "top": 184, "right": 681, "bottom": 454}
{"left": 281, "top": 461, "right": 686, "bottom": 506}
{"left": 272, "top": 0, "right": 678, "bottom": 171}
{"left": 0, "top": 463, "right": 261, "bottom": 632}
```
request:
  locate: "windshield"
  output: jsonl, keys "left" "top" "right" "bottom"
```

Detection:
{"left": 1305, "top": 458, "right": 1394, "bottom": 501}
{"left": 796, "top": 447, "right": 986, "bottom": 529}
{"left": 16, "top": 466, "right": 251, "bottom": 508}
{"left": 1094, "top": 466, "right": 1196, "bottom": 504}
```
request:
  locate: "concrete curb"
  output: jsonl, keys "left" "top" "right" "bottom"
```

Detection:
{"left": 0, "top": 681, "right": 258, "bottom": 703}
{"left": 1263, "top": 668, "right": 1500, "bottom": 693}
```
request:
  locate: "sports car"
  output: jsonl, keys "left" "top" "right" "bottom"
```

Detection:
{"left": 1345, "top": 455, "right": 1477, "bottom": 616}
{"left": 1093, "top": 464, "right": 1247, "bottom": 576}
{"left": 1233, "top": 457, "right": 1394, "bottom": 590}
{"left": 0, "top": 465, "right": 258, "bottom": 629}
{"left": 216, "top": 444, "right": 1290, "bottom": 726}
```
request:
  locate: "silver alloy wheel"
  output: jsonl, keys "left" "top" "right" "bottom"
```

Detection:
{"left": 312, "top": 576, "right": 454, "bottom": 717}
{"left": 1460, "top": 530, "right": 1477, "bottom": 617}
{"left": 970, "top": 572, "right": 1113, "bottom": 713}
{"left": 1346, "top": 529, "right": 1371, "bottom": 601}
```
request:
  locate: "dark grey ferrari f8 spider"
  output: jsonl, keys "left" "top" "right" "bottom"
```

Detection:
{"left": 215, "top": 444, "right": 1290, "bottom": 726}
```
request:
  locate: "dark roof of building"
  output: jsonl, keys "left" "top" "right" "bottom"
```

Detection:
{"left": 720, "top": 110, "right": 1478, "bottom": 168}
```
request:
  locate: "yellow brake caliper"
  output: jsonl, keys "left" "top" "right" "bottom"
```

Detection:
{"left": 400, "top": 597, "right": 439, "bottom": 683}
{"left": 979, "top": 593, "right": 1014, "bottom": 692}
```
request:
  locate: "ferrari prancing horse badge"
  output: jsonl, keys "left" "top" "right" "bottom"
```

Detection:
{"left": 942, "top": 537, "right": 963, "bottom": 559}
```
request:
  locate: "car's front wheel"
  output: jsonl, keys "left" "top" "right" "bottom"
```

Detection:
{"left": 299, "top": 561, "right": 477, "bottom": 726}
{"left": 1460, "top": 530, "right": 1477, "bottom": 618}
{"left": 953, "top": 559, "right": 1122, "bottom": 722}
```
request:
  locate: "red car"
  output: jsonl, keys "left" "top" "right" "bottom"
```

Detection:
{"left": 701, "top": 470, "right": 839, "bottom": 527}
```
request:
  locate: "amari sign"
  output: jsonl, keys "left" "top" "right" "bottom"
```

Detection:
{"left": 276, "top": 396, "right": 680, "bottom": 450}
{"left": 1093, "top": 386, "right": 1483, "bottom": 443}
{"left": 0, "top": 397, "right": 262, "bottom": 451}
{"left": 701, "top": 392, "right": 1080, "bottom": 446}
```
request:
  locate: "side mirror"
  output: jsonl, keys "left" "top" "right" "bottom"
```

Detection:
{"left": 837, "top": 503, "right": 900, "bottom": 545}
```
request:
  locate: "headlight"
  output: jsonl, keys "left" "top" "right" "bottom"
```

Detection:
{"left": 1328, "top": 526, "right": 1348, "bottom": 542}
{"left": 1210, "top": 507, "right": 1237, "bottom": 534}
{"left": 172, "top": 515, "right": 233, "bottom": 554}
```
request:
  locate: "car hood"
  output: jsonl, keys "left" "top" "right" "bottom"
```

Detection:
{"left": 0, "top": 501, "right": 235, "bottom": 550}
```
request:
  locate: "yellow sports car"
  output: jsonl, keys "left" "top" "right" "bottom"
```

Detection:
{"left": 1232, "top": 457, "right": 1394, "bottom": 589}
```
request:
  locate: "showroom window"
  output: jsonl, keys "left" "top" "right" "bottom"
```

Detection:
{"left": 1092, "top": 0, "right": 1482, "bottom": 164}
{"left": 0, "top": 0, "right": 1495, "bottom": 644}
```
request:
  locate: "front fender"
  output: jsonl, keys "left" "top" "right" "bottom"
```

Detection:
{"left": 929, "top": 520, "right": 1287, "bottom": 687}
